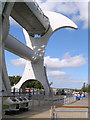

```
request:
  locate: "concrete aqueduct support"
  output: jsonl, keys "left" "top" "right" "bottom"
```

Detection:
{"left": 13, "top": 11, "right": 78, "bottom": 95}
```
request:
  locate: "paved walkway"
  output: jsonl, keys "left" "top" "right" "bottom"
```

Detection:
{"left": 3, "top": 96, "right": 88, "bottom": 119}
{"left": 55, "top": 97, "right": 88, "bottom": 118}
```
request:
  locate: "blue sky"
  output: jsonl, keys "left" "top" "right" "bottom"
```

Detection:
{"left": 5, "top": 1, "right": 88, "bottom": 89}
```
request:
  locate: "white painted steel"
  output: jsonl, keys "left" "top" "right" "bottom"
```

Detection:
{"left": 11, "top": 2, "right": 50, "bottom": 35}
{"left": 13, "top": 11, "right": 78, "bottom": 95}
{"left": 2, "top": 2, "right": 15, "bottom": 43}
{"left": 4, "top": 34, "right": 40, "bottom": 63}
{"left": 44, "top": 11, "right": 78, "bottom": 31}
{"left": 2, "top": 1, "right": 78, "bottom": 96}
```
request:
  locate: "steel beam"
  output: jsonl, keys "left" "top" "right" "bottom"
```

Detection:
{"left": 4, "top": 34, "right": 40, "bottom": 63}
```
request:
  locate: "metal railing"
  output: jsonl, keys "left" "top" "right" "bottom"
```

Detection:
{"left": 50, "top": 105, "right": 88, "bottom": 119}
{"left": 2, "top": 90, "right": 77, "bottom": 107}
{"left": 2, "top": 89, "right": 79, "bottom": 115}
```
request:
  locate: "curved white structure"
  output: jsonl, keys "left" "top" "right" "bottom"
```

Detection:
{"left": 1, "top": 2, "right": 78, "bottom": 97}
{"left": 13, "top": 11, "right": 78, "bottom": 95}
{"left": 2, "top": 1, "right": 50, "bottom": 96}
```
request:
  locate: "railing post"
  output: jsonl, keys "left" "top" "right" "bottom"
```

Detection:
{"left": 38, "top": 95, "right": 40, "bottom": 106}
{"left": 68, "top": 96, "right": 69, "bottom": 103}
{"left": 32, "top": 96, "right": 34, "bottom": 107}
{"left": 43, "top": 95, "right": 45, "bottom": 105}
{"left": 48, "top": 95, "right": 49, "bottom": 104}
{"left": 53, "top": 106, "right": 56, "bottom": 119}
{"left": 64, "top": 96, "right": 66, "bottom": 104}
{"left": 13, "top": 87, "right": 15, "bottom": 96}
{"left": 52, "top": 95, "right": 53, "bottom": 106}
{"left": 51, "top": 106, "right": 53, "bottom": 120}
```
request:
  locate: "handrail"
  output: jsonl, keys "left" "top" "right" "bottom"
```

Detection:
{"left": 51, "top": 105, "right": 88, "bottom": 119}
{"left": 55, "top": 106, "right": 88, "bottom": 108}
{"left": 33, "top": 0, "right": 49, "bottom": 20}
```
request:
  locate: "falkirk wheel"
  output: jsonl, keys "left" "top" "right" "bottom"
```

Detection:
{"left": 1, "top": 2, "right": 78, "bottom": 96}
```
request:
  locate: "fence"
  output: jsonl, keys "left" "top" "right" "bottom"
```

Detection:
{"left": 28, "top": 95, "right": 77, "bottom": 107}
{"left": 3, "top": 93, "right": 77, "bottom": 108}
{"left": 64, "top": 95, "right": 76, "bottom": 104}
{"left": 3, "top": 91, "right": 77, "bottom": 115}
{"left": 50, "top": 106, "right": 88, "bottom": 119}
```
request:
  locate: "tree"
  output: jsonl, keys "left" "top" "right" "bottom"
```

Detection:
{"left": 9, "top": 76, "right": 44, "bottom": 89}
{"left": 74, "top": 88, "right": 80, "bottom": 92}
{"left": 25, "top": 80, "right": 44, "bottom": 89}
{"left": 49, "top": 82, "right": 53, "bottom": 86}
{"left": 88, "top": 84, "right": 90, "bottom": 93}
{"left": 81, "top": 82, "right": 87, "bottom": 92}
{"left": 9, "top": 76, "right": 21, "bottom": 86}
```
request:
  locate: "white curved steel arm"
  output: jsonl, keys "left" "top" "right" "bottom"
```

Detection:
{"left": 3, "top": 9, "right": 78, "bottom": 96}
{"left": 44, "top": 11, "right": 78, "bottom": 32}
{"left": 25, "top": 11, "right": 78, "bottom": 60}
{"left": 13, "top": 11, "right": 78, "bottom": 95}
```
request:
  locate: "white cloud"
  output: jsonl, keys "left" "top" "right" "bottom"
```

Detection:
{"left": 44, "top": 53, "right": 86, "bottom": 70}
{"left": 10, "top": 58, "right": 26, "bottom": 67}
{"left": 48, "top": 70, "right": 88, "bottom": 83}
{"left": 69, "top": 78, "right": 88, "bottom": 83}
{"left": 10, "top": 53, "right": 86, "bottom": 69}
{"left": 72, "top": 2, "right": 88, "bottom": 29}
{"left": 10, "top": 53, "right": 87, "bottom": 89}
{"left": 37, "top": 1, "right": 88, "bottom": 29}
{"left": 47, "top": 70, "right": 68, "bottom": 85}
{"left": 48, "top": 71, "right": 66, "bottom": 77}
{"left": 47, "top": 70, "right": 88, "bottom": 88}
